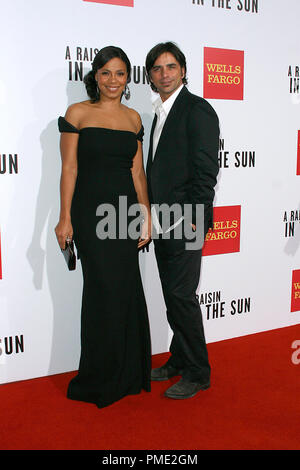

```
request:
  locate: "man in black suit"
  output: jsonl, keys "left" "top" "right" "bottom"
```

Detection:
{"left": 145, "top": 42, "right": 219, "bottom": 399}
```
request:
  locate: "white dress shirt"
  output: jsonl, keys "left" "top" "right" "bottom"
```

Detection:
{"left": 151, "top": 84, "right": 184, "bottom": 234}
{"left": 152, "top": 84, "right": 184, "bottom": 160}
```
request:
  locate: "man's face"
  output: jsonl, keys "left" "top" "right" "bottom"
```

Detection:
{"left": 150, "top": 52, "right": 185, "bottom": 101}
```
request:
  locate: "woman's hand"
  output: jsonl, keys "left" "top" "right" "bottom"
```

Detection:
{"left": 138, "top": 216, "right": 151, "bottom": 249}
{"left": 55, "top": 217, "right": 73, "bottom": 250}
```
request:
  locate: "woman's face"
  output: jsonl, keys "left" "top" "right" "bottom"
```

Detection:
{"left": 96, "top": 57, "right": 128, "bottom": 100}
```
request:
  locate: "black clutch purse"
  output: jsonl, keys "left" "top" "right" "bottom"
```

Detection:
{"left": 61, "top": 239, "right": 76, "bottom": 271}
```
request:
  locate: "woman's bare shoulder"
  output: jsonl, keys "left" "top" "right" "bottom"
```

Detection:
{"left": 64, "top": 101, "right": 91, "bottom": 128}
{"left": 123, "top": 105, "right": 142, "bottom": 132}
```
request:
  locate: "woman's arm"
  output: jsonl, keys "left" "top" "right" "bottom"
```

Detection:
{"left": 55, "top": 107, "right": 80, "bottom": 249}
{"left": 131, "top": 140, "right": 152, "bottom": 249}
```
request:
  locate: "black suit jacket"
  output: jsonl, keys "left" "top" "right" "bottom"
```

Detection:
{"left": 146, "top": 86, "right": 219, "bottom": 232}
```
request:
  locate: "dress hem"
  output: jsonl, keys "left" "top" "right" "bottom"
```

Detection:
{"left": 67, "top": 385, "right": 151, "bottom": 409}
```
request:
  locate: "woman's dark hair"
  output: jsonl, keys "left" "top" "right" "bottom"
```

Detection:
{"left": 84, "top": 46, "right": 131, "bottom": 102}
{"left": 145, "top": 42, "right": 188, "bottom": 92}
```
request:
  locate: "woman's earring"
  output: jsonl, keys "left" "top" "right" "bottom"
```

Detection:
{"left": 124, "top": 84, "right": 131, "bottom": 100}
{"left": 96, "top": 83, "right": 100, "bottom": 98}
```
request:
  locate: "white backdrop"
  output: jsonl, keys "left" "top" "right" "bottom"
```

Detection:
{"left": 0, "top": 0, "right": 300, "bottom": 384}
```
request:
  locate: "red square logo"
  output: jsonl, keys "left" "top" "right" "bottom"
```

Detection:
{"left": 203, "top": 47, "right": 244, "bottom": 100}
{"left": 297, "top": 131, "right": 300, "bottom": 175}
{"left": 291, "top": 270, "right": 300, "bottom": 312}
{"left": 83, "top": 0, "right": 134, "bottom": 6}
{"left": 202, "top": 205, "right": 241, "bottom": 256}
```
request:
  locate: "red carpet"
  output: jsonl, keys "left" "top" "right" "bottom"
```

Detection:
{"left": 0, "top": 325, "right": 299, "bottom": 450}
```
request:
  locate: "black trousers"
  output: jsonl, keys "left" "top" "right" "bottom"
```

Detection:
{"left": 154, "top": 234, "right": 210, "bottom": 384}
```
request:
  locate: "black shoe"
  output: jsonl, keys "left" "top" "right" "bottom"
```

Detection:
{"left": 164, "top": 378, "right": 210, "bottom": 399}
{"left": 151, "top": 364, "right": 182, "bottom": 381}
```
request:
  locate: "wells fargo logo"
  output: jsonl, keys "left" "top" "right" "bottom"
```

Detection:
{"left": 291, "top": 270, "right": 300, "bottom": 312}
{"left": 83, "top": 0, "right": 134, "bottom": 6}
{"left": 297, "top": 131, "right": 300, "bottom": 175}
{"left": 202, "top": 205, "right": 241, "bottom": 256}
{"left": 203, "top": 47, "right": 244, "bottom": 100}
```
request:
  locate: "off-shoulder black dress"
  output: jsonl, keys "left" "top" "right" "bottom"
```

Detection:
{"left": 58, "top": 117, "right": 151, "bottom": 408}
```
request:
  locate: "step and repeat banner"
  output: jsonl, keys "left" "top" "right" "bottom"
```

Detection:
{"left": 0, "top": 0, "right": 299, "bottom": 384}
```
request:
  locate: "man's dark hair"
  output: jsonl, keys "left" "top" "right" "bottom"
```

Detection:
{"left": 145, "top": 42, "right": 188, "bottom": 92}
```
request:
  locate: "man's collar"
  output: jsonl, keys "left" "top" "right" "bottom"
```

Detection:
{"left": 152, "top": 84, "right": 184, "bottom": 115}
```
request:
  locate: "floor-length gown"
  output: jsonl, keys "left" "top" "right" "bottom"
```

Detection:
{"left": 58, "top": 116, "right": 151, "bottom": 408}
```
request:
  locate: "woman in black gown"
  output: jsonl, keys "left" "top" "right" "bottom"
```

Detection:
{"left": 55, "top": 46, "right": 152, "bottom": 408}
